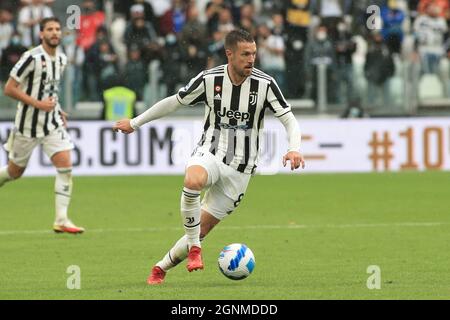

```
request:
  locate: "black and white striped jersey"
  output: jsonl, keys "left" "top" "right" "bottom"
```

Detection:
{"left": 177, "top": 64, "right": 292, "bottom": 174}
{"left": 9, "top": 45, "right": 67, "bottom": 138}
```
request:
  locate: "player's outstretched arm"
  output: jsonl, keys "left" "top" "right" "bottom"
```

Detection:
{"left": 113, "top": 95, "right": 183, "bottom": 134}
{"left": 279, "top": 112, "right": 305, "bottom": 171}
{"left": 4, "top": 77, "right": 56, "bottom": 112}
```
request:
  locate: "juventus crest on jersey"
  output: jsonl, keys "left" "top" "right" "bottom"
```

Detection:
{"left": 176, "top": 64, "right": 291, "bottom": 174}
{"left": 10, "top": 45, "right": 67, "bottom": 138}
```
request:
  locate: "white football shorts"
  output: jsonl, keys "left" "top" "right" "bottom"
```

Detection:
{"left": 186, "top": 148, "right": 251, "bottom": 220}
{"left": 4, "top": 128, "right": 74, "bottom": 168}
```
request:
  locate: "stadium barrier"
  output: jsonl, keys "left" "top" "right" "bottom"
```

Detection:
{"left": 0, "top": 118, "right": 449, "bottom": 176}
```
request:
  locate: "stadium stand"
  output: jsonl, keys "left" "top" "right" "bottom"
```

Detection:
{"left": 1, "top": 0, "right": 450, "bottom": 119}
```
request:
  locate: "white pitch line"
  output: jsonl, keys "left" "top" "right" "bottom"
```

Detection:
{"left": 0, "top": 222, "right": 447, "bottom": 236}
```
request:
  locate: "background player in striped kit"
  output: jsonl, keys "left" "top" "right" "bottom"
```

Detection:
{"left": 113, "top": 29, "right": 304, "bottom": 284}
{"left": 0, "top": 17, "right": 84, "bottom": 234}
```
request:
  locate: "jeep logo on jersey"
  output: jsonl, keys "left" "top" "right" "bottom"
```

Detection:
{"left": 217, "top": 108, "right": 250, "bottom": 121}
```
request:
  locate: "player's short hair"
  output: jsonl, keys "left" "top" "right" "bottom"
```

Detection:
{"left": 40, "top": 17, "right": 61, "bottom": 32}
{"left": 224, "top": 29, "right": 255, "bottom": 51}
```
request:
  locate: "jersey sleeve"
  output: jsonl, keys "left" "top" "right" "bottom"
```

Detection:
{"left": 176, "top": 71, "right": 206, "bottom": 106}
{"left": 9, "top": 51, "right": 35, "bottom": 84}
{"left": 265, "top": 78, "right": 292, "bottom": 118}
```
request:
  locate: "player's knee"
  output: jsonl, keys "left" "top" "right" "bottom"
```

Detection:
{"left": 184, "top": 176, "right": 206, "bottom": 191}
{"left": 8, "top": 166, "right": 25, "bottom": 179}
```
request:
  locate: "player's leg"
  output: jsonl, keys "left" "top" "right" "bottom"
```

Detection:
{"left": 182, "top": 165, "right": 207, "bottom": 251}
{"left": 148, "top": 210, "right": 220, "bottom": 284}
{"left": 147, "top": 150, "right": 221, "bottom": 283}
{"left": 44, "top": 128, "right": 83, "bottom": 234}
{"left": 148, "top": 165, "right": 249, "bottom": 284}
{"left": 1, "top": 131, "right": 36, "bottom": 187}
{"left": 50, "top": 150, "right": 83, "bottom": 234}
{"left": 0, "top": 161, "right": 26, "bottom": 187}
{"left": 181, "top": 150, "right": 221, "bottom": 272}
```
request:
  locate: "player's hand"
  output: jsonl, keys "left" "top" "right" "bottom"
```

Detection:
{"left": 113, "top": 119, "right": 134, "bottom": 134}
{"left": 283, "top": 151, "right": 305, "bottom": 171}
{"left": 60, "top": 110, "right": 68, "bottom": 128}
{"left": 35, "top": 97, "right": 56, "bottom": 112}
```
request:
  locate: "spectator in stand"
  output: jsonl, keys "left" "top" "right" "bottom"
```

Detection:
{"left": 124, "top": 9, "right": 161, "bottom": 64}
{"left": 216, "top": 6, "right": 235, "bottom": 35}
{"left": 238, "top": 3, "right": 257, "bottom": 38}
{"left": 77, "top": 0, "right": 105, "bottom": 52}
{"left": 364, "top": 32, "right": 395, "bottom": 108}
{"left": 60, "top": 28, "right": 85, "bottom": 108}
{"left": 95, "top": 40, "right": 119, "bottom": 97}
{"left": 304, "top": 25, "right": 338, "bottom": 104}
{"left": 122, "top": 0, "right": 156, "bottom": 26}
{"left": 124, "top": 44, "right": 148, "bottom": 100}
{"left": 124, "top": 4, "right": 158, "bottom": 46}
{"left": 414, "top": 3, "right": 448, "bottom": 74}
{"left": 312, "top": 0, "right": 354, "bottom": 41}
{"left": 0, "top": 8, "right": 14, "bottom": 58}
{"left": 148, "top": 0, "right": 173, "bottom": 34}
{"left": 84, "top": 25, "right": 112, "bottom": 101}
{"left": 207, "top": 30, "right": 227, "bottom": 68}
{"left": 161, "top": 33, "right": 183, "bottom": 95}
{"left": 257, "top": 23, "right": 287, "bottom": 91}
{"left": 0, "top": 33, "right": 27, "bottom": 84}
{"left": 418, "top": 0, "right": 449, "bottom": 18}
{"left": 17, "top": 0, "right": 53, "bottom": 48}
{"left": 206, "top": 5, "right": 234, "bottom": 68}
{"left": 335, "top": 19, "right": 357, "bottom": 104}
{"left": 205, "top": 0, "right": 228, "bottom": 36}
{"left": 180, "top": 3, "right": 208, "bottom": 79}
{"left": 283, "top": 0, "right": 313, "bottom": 98}
{"left": 381, "top": 0, "right": 406, "bottom": 54}
{"left": 157, "top": 0, "right": 187, "bottom": 36}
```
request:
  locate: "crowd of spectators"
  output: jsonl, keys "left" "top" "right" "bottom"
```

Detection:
{"left": 1, "top": 0, "right": 450, "bottom": 109}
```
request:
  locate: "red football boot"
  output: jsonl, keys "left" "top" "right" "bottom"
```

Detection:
{"left": 53, "top": 220, "right": 85, "bottom": 234}
{"left": 187, "top": 246, "right": 204, "bottom": 272}
{"left": 147, "top": 266, "right": 166, "bottom": 285}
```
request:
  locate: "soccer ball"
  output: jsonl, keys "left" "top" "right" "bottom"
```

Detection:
{"left": 218, "top": 243, "right": 255, "bottom": 280}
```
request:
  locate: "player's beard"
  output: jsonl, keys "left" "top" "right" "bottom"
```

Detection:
{"left": 233, "top": 64, "right": 252, "bottom": 78}
{"left": 43, "top": 36, "right": 60, "bottom": 48}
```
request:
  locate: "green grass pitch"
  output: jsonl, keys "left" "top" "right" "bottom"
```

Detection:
{"left": 0, "top": 172, "right": 449, "bottom": 300}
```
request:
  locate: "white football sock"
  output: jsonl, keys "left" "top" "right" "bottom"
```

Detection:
{"left": 181, "top": 187, "right": 202, "bottom": 250}
{"left": 54, "top": 167, "right": 73, "bottom": 224}
{"left": 156, "top": 235, "right": 205, "bottom": 272}
{"left": 0, "top": 166, "right": 12, "bottom": 187}
{"left": 156, "top": 235, "right": 189, "bottom": 271}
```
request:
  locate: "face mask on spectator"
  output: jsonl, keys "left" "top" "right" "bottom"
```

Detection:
{"left": 166, "top": 34, "right": 177, "bottom": 45}
{"left": 317, "top": 31, "right": 327, "bottom": 41}
{"left": 63, "top": 34, "right": 75, "bottom": 46}
{"left": 11, "top": 36, "right": 21, "bottom": 46}
{"left": 337, "top": 23, "right": 346, "bottom": 33}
